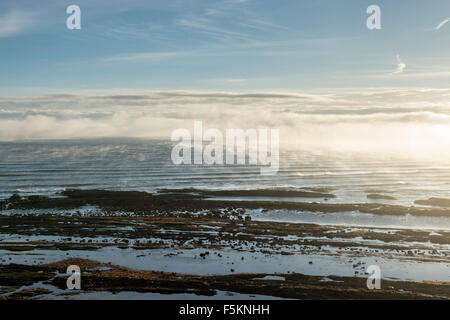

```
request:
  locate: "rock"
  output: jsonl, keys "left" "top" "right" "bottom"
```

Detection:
{"left": 27, "top": 195, "right": 47, "bottom": 201}
{"left": 367, "top": 194, "right": 397, "bottom": 200}
{"left": 9, "top": 194, "right": 22, "bottom": 202}
{"left": 414, "top": 197, "right": 450, "bottom": 207}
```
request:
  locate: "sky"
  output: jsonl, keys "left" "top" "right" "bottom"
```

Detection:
{"left": 1, "top": 0, "right": 450, "bottom": 94}
{"left": 1, "top": 0, "right": 450, "bottom": 156}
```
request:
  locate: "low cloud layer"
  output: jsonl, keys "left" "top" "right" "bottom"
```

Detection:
{"left": 1, "top": 89, "right": 450, "bottom": 158}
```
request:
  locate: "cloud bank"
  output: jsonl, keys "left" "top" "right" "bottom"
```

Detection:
{"left": 1, "top": 89, "right": 450, "bottom": 158}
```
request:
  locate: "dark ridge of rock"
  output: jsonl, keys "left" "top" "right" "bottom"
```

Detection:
{"left": 2, "top": 258, "right": 450, "bottom": 300}
{"left": 415, "top": 198, "right": 450, "bottom": 207}
{"left": 157, "top": 188, "right": 336, "bottom": 199}
{"left": 8, "top": 194, "right": 22, "bottom": 202}
{"left": 27, "top": 195, "right": 48, "bottom": 201}
{"left": 1, "top": 210, "right": 450, "bottom": 250}
{"left": 0, "top": 264, "right": 54, "bottom": 287}
{"left": 302, "top": 187, "right": 335, "bottom": 193}
{"left": 364, "top": 189, "right": 394, "bottom": 194}
{"left": 2, "top": 189, "right": 450, "bottom": 217}
{"left": 367, "top": 194, "right": 397, "bottom": 200}
{"left": 2, "top": 288, "right": 52, "bottom": 300}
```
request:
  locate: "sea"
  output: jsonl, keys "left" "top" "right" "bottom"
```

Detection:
{"left": 1, "top": 138, "right": 450, "bottom": 207}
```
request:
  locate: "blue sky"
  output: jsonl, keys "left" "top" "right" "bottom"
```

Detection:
{"left": 1, "top": 0, "right": 450, "bottom": 95}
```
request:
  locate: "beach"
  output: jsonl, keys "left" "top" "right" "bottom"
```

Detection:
{"left": 1, "top": 184, "right": 449, "bottom": 299}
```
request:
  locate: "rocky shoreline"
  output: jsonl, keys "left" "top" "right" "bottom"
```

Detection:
{"left": 0, "top": 189, "right": 449, "bottom": 299}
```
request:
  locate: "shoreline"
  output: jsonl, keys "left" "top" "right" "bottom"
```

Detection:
{"left": 1, "top": 189, "right": 449, "bottom": 300}
{"left": 3, "top": 188, "right": 450, "bottom": 217}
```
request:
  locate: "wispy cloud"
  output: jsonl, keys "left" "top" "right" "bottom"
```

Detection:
{"left": 434, "top": 18, "right": 450, "bottom": 30}
{"left": 0, "top": 11, "right": 36, "bottom": 37}
{"left": 392, "top": 55, "right": 406, "bottom": 74}
{"left": 175, "top": 15, "right": 251, "bottom": 42}
{"left": 226, "top": 78, "right": 248, "bottom": 83}
{"left": 103, "top": 51, "right": 195, "bottom": 62}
